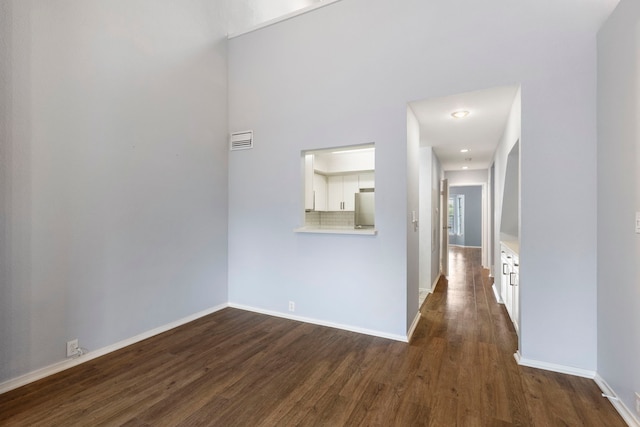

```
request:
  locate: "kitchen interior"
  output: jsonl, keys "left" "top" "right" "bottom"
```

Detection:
{"left": 300, "top": 144, "right": 375, "bottom": 233}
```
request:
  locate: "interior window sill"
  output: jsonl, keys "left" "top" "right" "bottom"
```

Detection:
{"left": 294, "top": 227, "right": 377, "bottom": 236}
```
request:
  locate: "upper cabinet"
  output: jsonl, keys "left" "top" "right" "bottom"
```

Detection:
{"left": 304, "top": 145, "right": 375, "bottom": 213}
{"left": 328, "top": 175, "right": 359, "bottom": 211}
{"left": 358, "top": 172, "right": 374, "bottom": 189}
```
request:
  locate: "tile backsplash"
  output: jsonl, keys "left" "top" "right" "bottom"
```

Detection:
{"left": 305, "top": 211, "right": 355, "bottom": 229}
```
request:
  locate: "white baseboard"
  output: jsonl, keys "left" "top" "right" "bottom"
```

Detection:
{"left": 228, "top": 303, "right": 409, "bottom": 343}
{"left": 407, "top": 311, "right": 422, "bottom": 342}
{"left": 431, "top": 274, "right": 441, "bottom": 293}
{"left": 0, "top": 304, "right": 228, "bottom": 395}
{"left": 594, "top": 374, "right": 640, "bottom": 427}
{"left": 512, "top": 352, "right": 639, "bottom": 422}
{"left": 514, "top": 351, "right": 596, "bottom": 379}
{"left": 492, "top": 283, "right": 504, "bottom": 303}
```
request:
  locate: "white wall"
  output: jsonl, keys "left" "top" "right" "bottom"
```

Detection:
{"left": 597, "top": 0, "right": 640, "bottom": 419}
{"left": 0, "top": 0, "right": 229, "bottom": 383}
{"left": 228, "top": 0, "right": 615, "bottom": 367}
{"left": 446, "top": 170, "right": 488, "bottom": 186}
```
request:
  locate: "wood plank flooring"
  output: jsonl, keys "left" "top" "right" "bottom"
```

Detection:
{"left": 0, "top": 247, "right": 626, "bottom": 426}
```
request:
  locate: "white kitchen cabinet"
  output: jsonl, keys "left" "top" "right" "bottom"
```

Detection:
{"left": 313, "top": 173, "right": 327, "bottom": 211}
{"left": 500, "top": 242, "right": 519, "bottom": 335}
{"left": 358, "top": 172, "right": 375, "bottom": 189}
{"left": 304, "top": 155, "right": 314, "bottom": 211}
{"left": 328, "top": 174, "right": 359, "bottom": 211}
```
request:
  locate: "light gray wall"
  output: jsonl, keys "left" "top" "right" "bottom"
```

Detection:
{"left": 228, "top": 0, "right": 614, "bottom": 367}
{"left": 0, "top": 0, "right": 229, "bottom": 383}
{"left": 449, "top": 186, "right": 482, "bottom": 247}
{"left": 597, "top": 0, "right": 640, "bottom": 417}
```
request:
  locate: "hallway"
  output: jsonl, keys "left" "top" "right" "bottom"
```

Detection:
{"left": 0, "top": 247, "right": 626, "bottom": 425}
{"left": 418, "top": 246, "right": 625, "bottom": 425}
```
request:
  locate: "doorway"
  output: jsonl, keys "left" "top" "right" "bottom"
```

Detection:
{"left": 447, "top": 185, "right": 483, "bottom": 249}
{"left": 409, "top": 84, "right": 521, "bottom": 326}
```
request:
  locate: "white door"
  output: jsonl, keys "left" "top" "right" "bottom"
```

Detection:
{"left": 441, "top": 179, "right": 449, "bottom": 277}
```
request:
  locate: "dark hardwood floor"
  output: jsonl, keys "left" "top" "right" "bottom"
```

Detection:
{"left": 0, "top": 247, "right": 626, "bottom": 426}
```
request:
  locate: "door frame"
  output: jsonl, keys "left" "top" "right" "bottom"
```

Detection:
{"left": 440, "top": 179, "right": 449, "bottom": 277}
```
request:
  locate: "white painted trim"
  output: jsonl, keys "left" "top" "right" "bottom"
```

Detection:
{"left": 407, "top": 312, "right": 422, "bottom": 342}
{"left": 229, "top": 303, "right": 408, "bottom": 342}
{"left": 492, "top": 283, "right": 504, "bottom": 303}
{"left": 294, "top": 226, "right": 377, "bottom": 236}
{"left": 430, "top": 273, "right": 441, "bottom": 293}
{"left": 448, "top": 244, "right": 482, "bottom": 248}
{"left": 594, "top": 374, "right": 640, "bottom": 427}
{"left": 514, "top": 351, "right": 596, "bottom": 379}
{"left": 228, "top": 0, "right": 343, "bottom": 39}
{"left": 0, "top": 304, "right": 228, "bottom": 395}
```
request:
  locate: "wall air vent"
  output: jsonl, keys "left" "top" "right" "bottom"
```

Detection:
{"left": 230, "top": 130, "right": 253, "bottom": 151}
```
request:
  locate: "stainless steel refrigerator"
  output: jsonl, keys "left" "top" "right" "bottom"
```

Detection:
{"left": 354, "top": 189, "right": 375, "bottom": 228}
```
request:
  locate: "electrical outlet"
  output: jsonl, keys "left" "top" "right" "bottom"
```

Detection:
{"left": 66, "top": 339, "right": 79, "bottom": 358}
{"left": 635, "top": 392, "right": 640, "bottom": 415}
{"left": 288, "top": 301, "right": 295, "bottom": 312}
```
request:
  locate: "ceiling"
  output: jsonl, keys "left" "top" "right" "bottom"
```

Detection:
{"left": 409, "top": 85, "right": 519, "bottom": 171}
{"left": 227, "top": 0, "right": 331, "bottom": 35}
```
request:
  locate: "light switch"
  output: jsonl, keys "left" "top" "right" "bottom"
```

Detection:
{"left": 636, "top": 212, "right": 640, "bottom": 234}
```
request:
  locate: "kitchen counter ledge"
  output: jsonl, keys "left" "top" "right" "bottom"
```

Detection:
{"left": 294, "top": 227, "right": 377, "bottom": 236}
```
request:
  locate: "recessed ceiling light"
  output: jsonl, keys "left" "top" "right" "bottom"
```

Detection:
{"left": 460, "top": 149, "right": 469, "bottom": 153}
{"left": 462, "top": 166, "right": 469, "bottom": 170}
{"left": 451, "top": 110, "right": 470, "bottom": 119}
